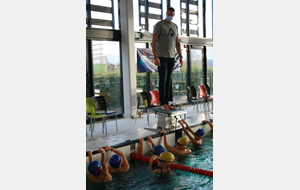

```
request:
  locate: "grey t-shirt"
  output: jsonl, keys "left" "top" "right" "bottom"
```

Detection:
{"left": 153, "top": 20, "right": 178, "bottom": 58}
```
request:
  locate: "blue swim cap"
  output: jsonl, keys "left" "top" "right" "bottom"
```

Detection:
{"left": 88, "top": 160, "right": 102, "bottom": 176}
{"left": 196, "top": 128, "right": 205, "bottom": 137}
{"left": 153, "top": 145, "right": 165, "bottom": 155}
{"left": 109, "top": 154, "right": 122, "bottom": 168}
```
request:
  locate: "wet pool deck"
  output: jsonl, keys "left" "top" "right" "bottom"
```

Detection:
{"left": 86, "top": 102, "right": 213, "bottom": 151}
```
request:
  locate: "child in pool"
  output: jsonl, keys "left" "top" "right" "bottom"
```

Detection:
{"left": 160, "top": 129, "right": 191, "bottom": 155}
{"left": 87, "top": 147, "right": 112, "bottom": 183}
{"left": 102, "top": 145, "right": 130, "bottom": 172}
{"left": 149, "top": 152, "right": 175, "bottom": 177}
{"left": 138, "top": 136, "right": 166, "bottom": 156}
{"left": 178, "top": 120, "right": 205, "bottom": 146}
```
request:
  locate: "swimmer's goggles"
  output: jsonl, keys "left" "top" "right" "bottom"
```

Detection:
{"left": 158, "top": 157, "right": 167, "bottom": 163}
{"left": 176, "top": 141, "right": 183, "bottom": 146}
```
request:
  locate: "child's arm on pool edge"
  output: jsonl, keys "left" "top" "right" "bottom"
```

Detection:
{"left": 88, "top": 150, "right": 93, "bottom": 163}
{"left": 161, "top": 130, "right": 177, "bottom": 153}
{"left": 147, "top": 136, "right": 156, "bottom": 149}
{"left": 104, "top": 145, "right": 130, "bottom": 172}
{"left": 202, "top": 120, "right": 213, "bottom": 131}
{"left": 181, "top": 120, "right": 194, "bottom": 134}
{"left": 138, "top": 138, "right": 144, "bottom": 155}
{"left": 98, "top": 147, "right": 109, "bottom": 174}
{"left": 178, "top": 120, "right": 197, "bottom": 144}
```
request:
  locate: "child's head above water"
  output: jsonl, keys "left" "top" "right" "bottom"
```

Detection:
{"left": 158, "top": 152, "right": 175, "bottom": 167}
{"left": 151, "top": 145, "right": 165, "bottom": 156}
{"left": 109, "top": 154, "right": 122, "bottom": 168}
{"left": 88, "top": 160, "right": 102, "bottom": 176}
{"left": 195, "top": 128, "right": 205, "bottom": 138}
{"left": 176, "top": 137, "right": 189, "bottom": 149}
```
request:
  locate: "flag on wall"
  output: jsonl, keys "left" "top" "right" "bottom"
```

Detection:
{"left": 137, "top": 48, "right": 181, "bottom": 73}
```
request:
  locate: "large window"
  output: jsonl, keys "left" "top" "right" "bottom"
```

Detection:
{"left": 206, "top": 0, "right": 212, "bottom": 38}
{"left": 191, "top": 48, "right": 203, "bottom": 90}
{"left": 135, "top": 43, "right": 148, "bottom": 93}
{"left": 170, "top": 0, "right": 182, "bottom": 36}
{"left": 172, "top": 45, "right": 187, "bottom": 103}
{"left": 92, "top": 41, "right": 123, "bottom": 113}
{"left": 87, "top": 0, "right": 119, "bottom": 29}
{"left": 207, "top": 46, "right": 213, "bottom": 95}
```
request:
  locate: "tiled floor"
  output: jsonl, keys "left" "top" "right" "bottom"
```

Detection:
{"left": 86, "top": 102, "right": 213, "bottom": 151}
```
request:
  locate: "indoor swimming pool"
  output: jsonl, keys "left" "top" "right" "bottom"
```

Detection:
{"left": 86, "top": 135, "right": 213, "bottom": 190}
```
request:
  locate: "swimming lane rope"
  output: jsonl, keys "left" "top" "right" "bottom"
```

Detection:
{"left": 131, "top": 153, "right": 213, "bottom": 177}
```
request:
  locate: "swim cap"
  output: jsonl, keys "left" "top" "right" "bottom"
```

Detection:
{"left": 195, "top": 128, "right": 205, "bottom": 137}
{"left": 88, "top": 160, "right": 102, "bottom": 176}
{"left": 109, "top": 154, "right": 122, "bottom": 168}
{"left": 160, "top": 152, "right": 175, "bottom": 163}
{"left": 177, "top": 137, "right": 189, "bottom": 148}
{"left": 153, "top": 145, "right": 165, "bottom": 155}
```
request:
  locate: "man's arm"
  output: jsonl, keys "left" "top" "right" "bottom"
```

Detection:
{"left": 152, "top": 34, "right": 161, "bottom": 67}
{"left": 176, "top": 36, "right": 183, "bottom": 67}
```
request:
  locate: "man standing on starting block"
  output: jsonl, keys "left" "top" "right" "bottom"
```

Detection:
{"left": 152, "top": 7, "right": 183, "bottom": 111}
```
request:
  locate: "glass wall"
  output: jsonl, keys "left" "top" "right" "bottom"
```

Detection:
{"left": 92, "top": 40, "right": 123, "bottom": 113}
{"left": 135, "top": 43, "right": 148, "bottom": 93}
{"left": 151, "top": 72, "right": 159, "bottom": 91}
{"left": 206, "top": 0, "right": 213, "bottom": 38}
{"left": 172, "top": 45, "right": 187, "bottom": 103}
{"left": 87, "top": 0, "right": 119, "bottom": 29}
{"left": 207, "top": 46, "right": 213, "bottom": 95}
{"left": 148, "top": 0, "right": 163, "bottom": 34}
{"left": 170, "top": 0, "right": 181, "bottom": 35}
{"left": 191, "top": 48, "right": 203, "bottom": 92}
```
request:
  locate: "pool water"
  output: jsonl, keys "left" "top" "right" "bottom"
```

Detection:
{"left": 86, "top": 135, "right": 213, "bottom": 190}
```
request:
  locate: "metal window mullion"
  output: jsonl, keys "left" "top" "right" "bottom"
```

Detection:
{"left": 186, "top": 0, "right": 190, "bottom": 36}
{"left": 202, "top": 0, "right": 206, "bottom": 38}
{"left": 146, "top": 43, "right": 152, "bottom": 92}
{"left": 86, "top": 0, "right": 91, "bottom": 27}
{"left": 187, "top": 45, "right": 191, "bottom": 88}
{"left": 180, "top": 2, "right": 182, "bottom": 35}
{"left": 197, "top": 0, "right": 199, "bottom": 37}
{"left": 161, "top": 0, "right": 163, "bottom": 20}
{"left": 145, "top": 0, "right": 149, "bottom": 31}
{"left": 139, "top": 0, "right": 142, "bottom": 30}
{"left": 202, "top": 0, "right": 207, "bottom": 87}
{"left": 111, "top": 0, "right": 115, "bottom": 29}
{"left": 119, "top": 40, "right": 124, "bottom": 114}
{"left": 87, "top": 39, "right": 95, "bottom": 97}
{"left": 202, "top": 46, "right": 207, "bottom": 87}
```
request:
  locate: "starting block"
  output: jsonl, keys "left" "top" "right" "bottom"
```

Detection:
{"left": 144, "top": 108, "right": 187, "bottom": 133}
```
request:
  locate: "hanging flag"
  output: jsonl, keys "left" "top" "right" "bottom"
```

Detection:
{"left": 137, "top": 48, "right": 181, "bottom": 73}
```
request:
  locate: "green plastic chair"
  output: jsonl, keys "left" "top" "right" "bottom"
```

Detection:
{"left": 86, "top": 97, "right": 107, "bottom": 137}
